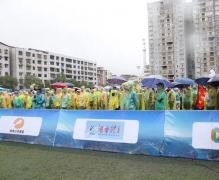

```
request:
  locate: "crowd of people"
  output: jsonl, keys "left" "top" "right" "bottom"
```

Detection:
{"left": 0, "top": 80, "right": 218, "bottom": 110}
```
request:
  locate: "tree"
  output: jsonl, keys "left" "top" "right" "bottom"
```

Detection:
{"left": 44, "top": 80, "right": 51, "bottom": 89}
{"left": 67, "top": 78, "right": 80, "bottom": 87}
{"left": 24, "top": 74, "right": 44, "bottom": 89}
{"left": 87, "top": 82, "right": 95, "bottom": 88}
{"left": 51, "top": 72, "right": 67, "bottom": 84}
{"left": 1, "top": 75, "right": 18, "bottom": 91}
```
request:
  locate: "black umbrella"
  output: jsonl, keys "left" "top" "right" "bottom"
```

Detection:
{"left": 195, "top": 77, "right": 210, "bottom": 86}
{"left": 64, "top": 82, "right": 75, "bottom": 87}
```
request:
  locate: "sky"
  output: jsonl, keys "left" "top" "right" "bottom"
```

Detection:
{"left": 0, "top": 0, "right": 191, "bottom": 76}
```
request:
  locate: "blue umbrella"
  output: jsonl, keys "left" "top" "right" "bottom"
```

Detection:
{"left": 64, "top": 82, "right": 75, "bottom": 87}
{"left": 141, "top": 75, "right": 171, "bottom": 88}
{"left": 107, "top": 76, "right": 126, "bottom": 85}
{"left": 175, "top": 78, "right": 197, "bottom": 86}
{"left": 195, "top": 76, "right": 210, "bottom": 86}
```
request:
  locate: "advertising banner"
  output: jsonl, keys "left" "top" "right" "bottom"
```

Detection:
{"left": 54, "top": 110, "right": 165, "bottom": 156}
{"left": 164, "top": 111, "right": 219, "bottom": 161}
{"left": 0, "top": 109, "right": 60, "bottom": 146}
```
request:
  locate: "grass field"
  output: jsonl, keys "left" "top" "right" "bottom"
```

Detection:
{"left": 0, "top": 141, "right": 218, "bottom": 180}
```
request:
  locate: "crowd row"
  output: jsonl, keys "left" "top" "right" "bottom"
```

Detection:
{"left": 0, "top": 81, "right": 217, "bottom": 110}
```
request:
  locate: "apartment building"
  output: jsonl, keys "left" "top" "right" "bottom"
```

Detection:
{"left": 0, "top": 42, "right": 11, "bottom": 76}
{"left": 193, "top": 0, "right": 219, "bottom": 78}
{"left": 97, "top": 67, "right": 112, "bottom": 85}
{"left": 10, "top": 47, "right": 97, "bottom": 89}
{"left": 148, "top": 0, "right": 194, "bottom": 81}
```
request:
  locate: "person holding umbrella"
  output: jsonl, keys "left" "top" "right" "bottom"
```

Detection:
{"left": 145, "top": 86, "right": 155, "bottom": 110}
{"left": 182, "top": 85, "right": 193, "bottom": 110}
{"left": 166, "top": 85, "right": 176, "bottom": 110}
{"left": 154, "top": 83, "right": 166, "bottom": 110}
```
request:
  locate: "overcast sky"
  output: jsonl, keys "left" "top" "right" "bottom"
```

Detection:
{"left": 0, "top": 0, "right": 190, "bottom": 76}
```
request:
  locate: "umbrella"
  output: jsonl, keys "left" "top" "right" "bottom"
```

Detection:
{"left": 195, "top": 76, "right": 210, "bottom": 86}
{"left": 107, "top": 76, "right": 126, "bottom": 85}
{"left": 104, "top": 86, "right": 113, "bottom": 90}
{"left": 141, "top": 75, "right": 171, "bottom": 88}
{"left": 73, "top": 87, "right": 80, "bottom": 90}
{"left": 64, "top": 82, "right": 75, "bottom": 87}
{"left": 208, "top": 74, "right": 219, "bottom": 83}
{"left": 51, "top": 82, "right": 68, "bottom": 88}
{"left": 174, "top": 78, "right": 197, "bottom": 86}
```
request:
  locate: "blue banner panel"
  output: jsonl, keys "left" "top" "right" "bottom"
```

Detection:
{"left": 54, "top": 110, "right": 165, "bottom": 156}
{"left": 163, "top": 111, "right": 219, "bottom": 161}
{"left": 0, "top": 109, "right": 60, "bottom": 146}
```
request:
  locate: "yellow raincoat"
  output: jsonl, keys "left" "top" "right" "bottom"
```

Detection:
{"left": 26, "top": 94, "right": 33, "bottom": 109}
{"left": 145, "top": 88, "right": 155, "bottom": 110}
{"left": 134, "top": 82, "right": 145, "bottom": 110}
{"left": 166, "top": 89, "right": 176, "bottom": 110}
{"left": 87, "top": 92, "right": 97, "bottom": 110}
{"left": 98, "top": 89, "right": 107, "bottom": 110}
{"left": 55, "top": 88, "right": 62, "bottom": 109}
{"left": 70, "top": 89, "right": 76, "bottom": 109}
{"left": 109, "top": 90, "right": 119, "bottom": 110}
{"left": 8, "top": 95, "right": 12, "bottom": 109}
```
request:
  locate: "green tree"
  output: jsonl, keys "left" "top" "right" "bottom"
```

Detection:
{"left": 2, "top": 75, "right": 18, "bottom": 91}
{"left": 87, "top": 82, "right": 95, "bottom": 88}
{"left": 51, "top": 72, "right": 67, "bottom": 84}
{"left": 24, "top": 74, "right": 44, "bottom": 89}
{"left": 44, "top": 80, "right": 51, "bottom": 89}
{"left": 67, "top": 78, "right": 80, "bottom": 87}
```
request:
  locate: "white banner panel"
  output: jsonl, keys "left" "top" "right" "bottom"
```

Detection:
{"left": 0, "top": 116, "right": 42, "bottom": 136}
{"left": 192, "top": 122, "right": 219, "bottom": 150}
{"left": 73, "top": 119, "right": 139, "bottom": 144}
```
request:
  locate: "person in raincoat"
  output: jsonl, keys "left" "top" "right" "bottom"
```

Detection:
{"left": 109, "top": 90, "right": 119, "bottom": 110}
{"left": 174, "top": 88, "right": 181, "bottom": 110}
{"left": 32, "top": 88, "right": 45, "bottom": 109}
{"left": 0, "top": 92, "right": 4, "bottom": 108}
{"left": 19, "top": 91, "right": 26, "bottom": 109}
{"left": 26, "top": 90, "right": 33, "bottom": 109}
{"left": 98, "top": 88, "right": 107, "bottom": 110}
{"left": 14, "top": 91, "right": 23, "bottom": 109}
{"left": 95, "top": 88, "right": 100, "bottom": 109}
{"left": 154, "top": 83, "right": 166, "bottom": 110}
{"left": 124, "top": 81, "right": 139, "bottom": 110}
{"left": 61, "top": 87, "right": 71, "bottom": 109}
{"left": 2, "top": 91, "right": 9, "bottom": 109}
{"left": 78, "top": 86, "right": 88, "bottom": 110}
{"left": 120, "top": 83, "right": 128, "bottom": 110}
{"left": 45, "top": 91, "right": 53, "bottom": 109}
{"left": 204, "top": 83, "right": 217, "bottom": 110}
{"left": 54, "top": 88, "right": 62, "bottom": 109}
{"left": 8, "top": 93, "right": 12, "bottom": 109}
{"left": 192, "top": 85, "right": 198, "bottom": 110}
{"left": 166, "top": 85, "right": 176, "bottom": 110}
{"left": 88, "top": 89, "right": 97, "bottom": 110}
{"left": 75, "top": 89, "right": 81, "bottom": 109}
{"left": 182, "top": 85, "right": 193, "bottom": 110}
{"left": 145, "top": 86, "right": 155, "bottom": 110}
{"left": 133, "top": 80, "right": 145, "bottom": 110}
{"left": 70, "top": 89, "right": 76, "bottom": 109}
{"left": 11, "top": 92, "right": 15, "bottom": 109}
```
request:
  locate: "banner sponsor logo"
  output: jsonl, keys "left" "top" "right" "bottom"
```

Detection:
{"left": 211, "top": 128, "right": 219, "bottom": 143}
{"left": 73, "top": 119, "right": 139, "bottom": 143}
{"left": 192, "top": 122, "right": 219, "bottom": 150}
{"left": 0, "top": 116, "right": 42, "bottom": 136}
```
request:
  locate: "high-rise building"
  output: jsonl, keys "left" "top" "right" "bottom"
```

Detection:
{"left": 193, "top": 0, "right": 219, "bottom": 78}
{"left": 97, "top": 67, "right": 112, "bottom": 85}
{"left": 0, "top": 42, "right": 97, "bottom": 90}
{"left": 148, "top": 0, "right": 194, "bottom": 81}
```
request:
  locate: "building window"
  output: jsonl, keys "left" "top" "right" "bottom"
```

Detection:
{"left": 78, "top": 66, "right": 80, "bottom": 69}
{"left": 4, "top": 56, "right": 8, "bottom": 61}
{"left": 38, "top": 74, "right": 41, "bottom": 77}
{"left": 61, "top": 57, "right": 64, "bottom": 61}
{"left": 44, "top": 74, "right": 47, "bottom": 77}
{"left": 4, "top": 64, "right": 8, "bottom": 68}
{"left": 50, "top": 61, "right": 54, "bottom": 65}
{"left": 74, "top": 65, "right": 76, "bottom": 68}
{"left": 26, "top": 52, "right": 31, "bottom": 56}
{"left": 33, "top": 67, "right": 35, "bottom": 70}
{"left": 33, "top": 60, "right": 35, "bottom": 64}
{"left": 44, "top": 61, "right": 47, "bottom": 65}
{"left": 66, "top": 58, "right": 72, "bottom": 62}
{"left": 56, "top": 56, "right": 59, "bottom": 60}
{"left": 56, "top": 62, "right": 59, "bottom": 66}
{"left": 44, "top": 68, "right": 47, "bottom": 71}
{"left": 37, "top": 54, "right": 42, "bottom": 59}
{"left": 19, "top": 72, "right": 23, "bottom": 76}
{"left": 38, "top": 60, "right": 41, "bottom": 64}
{"left": 19, "top": 51, "right": 23, "bottom": 55}
{"left": 61, "top": 63, "right": 64, "bottom": 67}
{"left": 62, "top": 69, "right": 64, "bottom": 72}
{"left": 32, "top": 54, "right": 35, "bottom": 57}
{"left": 50, "top": 55, "right": 54, "bottom": 60}
{"left": 44, "top": 55, "right": 47, "bottom": 60}
{"left": 5, "top": 72, "right": 8, "bottom": 75}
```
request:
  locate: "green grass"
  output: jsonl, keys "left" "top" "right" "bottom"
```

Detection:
{"left": 0, "top": 141, "right": 218, "bottom": 180}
